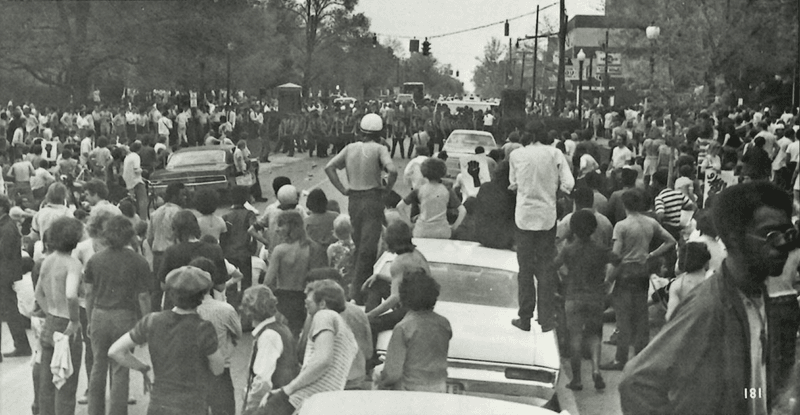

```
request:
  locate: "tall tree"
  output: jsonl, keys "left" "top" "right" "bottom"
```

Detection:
{"left": 473, "top": 38, "right": 508, "bottom": 99}
{"left": 609, "top": 0, "right": 797, "bottom": 107}
{"left": 271, "top": 0, "right": 358, "bottom": 98}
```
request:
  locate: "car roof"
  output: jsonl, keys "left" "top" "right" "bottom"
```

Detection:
{"left": 396, "top": 238, "right": 518, "bottom": 273}
{"left": 449, "top": 129, "right": 494, "bottom": 138}
{"left": 173, "top": 145, "right": 234, "bottom": 154}
{"left": 297, "top": 391, "right": 557, "bottom": 415}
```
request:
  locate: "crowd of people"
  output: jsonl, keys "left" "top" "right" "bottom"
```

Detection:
{"left": 6, "top": 91, "right": 800, "bottom": 415}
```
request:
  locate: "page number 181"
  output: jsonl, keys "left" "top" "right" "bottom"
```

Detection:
{"left": 745, "top": 388, "right": 763, "bottom": 399}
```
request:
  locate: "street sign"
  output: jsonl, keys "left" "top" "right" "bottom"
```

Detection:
{"left": 594, "top": 65, "right": 623, "bottom": 76}
{"left": 595, "top": 51, "right": 622, "bottom": 66}
{"left": 565, "top": 65, "right": 577, "bottom": 80}
{"left": 190, "top": 91, "right": 198, "bottom": 108}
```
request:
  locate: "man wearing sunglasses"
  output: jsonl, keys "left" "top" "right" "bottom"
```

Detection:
{"left": 620, "top": 181, "right": 792, "bottom": 415}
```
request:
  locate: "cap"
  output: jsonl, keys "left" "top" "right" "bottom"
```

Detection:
{"left": 277, "top": 185, "right": 299, "bottom": 205}
{"left": 165, "top": 266, "right": 212, "bottom": 294}
{"left": 359, "top": 113, "right": 383, "bottom": 133}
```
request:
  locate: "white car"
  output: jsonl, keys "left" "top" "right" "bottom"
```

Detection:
{"left": 439, "top": 130, "right": 497, "bottom": 180}
{"left": 297, "top": 391, "right": 563, "bottom": 415}
{"left": 372, "top": 239, "right": 561, "bottom": 410}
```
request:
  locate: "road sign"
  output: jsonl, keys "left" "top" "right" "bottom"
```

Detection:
{"left": 565, "top": 65, "right": 577, "bottom": 80}
{"left": 595, "top": 51, "right": 622, "bottom": 66}
{"left": 594, "top": 65, "right": 623, "bottom": 77}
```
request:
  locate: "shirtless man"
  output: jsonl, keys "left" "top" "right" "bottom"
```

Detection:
{"left": 325, "top": 113, "right": 397, "bottom": 305}
{"left": 361, "top": 221, "right": 429, "bottom": 365}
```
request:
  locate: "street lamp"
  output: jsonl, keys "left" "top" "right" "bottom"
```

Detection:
{"left": 577, "top": 49, "right": 586, "bottom": 123}
{"left": 226, "top": 42, "right": 234, "bottom": 110}
{"left": 646, "top": 23, "right": 660, "bottom": 82}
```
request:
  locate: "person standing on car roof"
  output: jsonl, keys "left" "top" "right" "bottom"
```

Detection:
{"left": 325, "top": 113, "right": 397, "bottom": 305}
{"left": 508, "top": 122, "right": 574, "bottom": 333}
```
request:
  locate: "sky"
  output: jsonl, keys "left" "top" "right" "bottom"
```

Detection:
{"left": 355, "top": 0, "right": 604, "bottom": 93}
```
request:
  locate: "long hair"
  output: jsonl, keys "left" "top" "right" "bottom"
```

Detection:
{"left": 277, "top": 210, "right": 309, "bottom": 246}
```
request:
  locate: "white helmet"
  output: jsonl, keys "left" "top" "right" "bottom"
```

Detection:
{"left": 359, "top": 113, "right": 383, "bottom": 133}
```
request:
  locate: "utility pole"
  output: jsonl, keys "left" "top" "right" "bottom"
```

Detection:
{"left": 532, "top": 4, "right": 539, "bottom": 105}
{"left": 508, "top": 37, "right": 513, "bottom": 88}
{"left": 604, "top": 29, "right": 610, "bottom": 106}
{"left": 520, "top": 52, "right": 526, "bottom": 89}
{"left": 555, "top": 0, "right": 567, "bottom": 115}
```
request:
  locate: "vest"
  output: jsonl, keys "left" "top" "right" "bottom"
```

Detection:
{"left": 245, "top": 319, "right": 300, "bottom": 408}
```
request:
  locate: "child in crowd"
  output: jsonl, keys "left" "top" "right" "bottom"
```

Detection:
{"left": 665, "top": 242, "right": 711, "bottom": 321}
{"left": 554, "top": 209, "right": 612, "bottom": 392}
{"left": 327, "top": 214, "right": 355, "bottom": 284}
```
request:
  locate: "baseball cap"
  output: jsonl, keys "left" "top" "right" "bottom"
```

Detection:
{"left": 165, "top": 266, "right": 212, "bottom": 294}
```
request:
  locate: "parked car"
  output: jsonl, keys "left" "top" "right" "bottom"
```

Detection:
{"left": 372, "top": 238, "right": 562, "bottom": 410}
{"left": 438, "top": 129, "right": 497, "bottom": 181}
{"left": 148, "top": 145, "right": 253, "bottom": 202}
{"left": 298, "top": 391, "right": 563, "bottom": 415}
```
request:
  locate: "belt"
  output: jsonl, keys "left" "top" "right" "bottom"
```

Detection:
{"left": 348, "top": 188, "right": 383, "bottom": 195}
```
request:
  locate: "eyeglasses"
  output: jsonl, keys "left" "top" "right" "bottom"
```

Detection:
{"left": 748, "top": 227, "right": 800, "bottom": 251}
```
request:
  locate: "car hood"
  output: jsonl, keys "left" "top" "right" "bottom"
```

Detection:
{"left": 152, "top": 164, "right": 228, "bottom": 176}
{"left": 378, "top": 301, "right": 560, "bottom": 369}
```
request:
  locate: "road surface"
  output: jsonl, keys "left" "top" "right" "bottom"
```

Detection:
{"left": 1, "top": 148, "right": 626, "bottom": 415}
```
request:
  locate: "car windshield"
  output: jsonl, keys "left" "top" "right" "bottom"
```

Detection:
{"left": 444, "top": 133, "right": 495, "bottom": 152}
{"left": 378, "top": 262, "right": 517, "bottom": 308}
{"left": 167, "top": 150, "right": 226, "bottom": 168}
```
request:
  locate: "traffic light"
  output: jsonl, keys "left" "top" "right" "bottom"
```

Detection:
{"left": 422, "top": 38, "right": 430, "bottom": 56}
{"left": 456, "top": 70, "right": 459, "bottom": 77}
{"left": 372, "top": 34, "right": 377, "bottom": 46}
{"left": 504, "top": 20, "right": 509, "bottom": 36}
{"left": 410, "top": 39, "right": 419, "bottom": 53}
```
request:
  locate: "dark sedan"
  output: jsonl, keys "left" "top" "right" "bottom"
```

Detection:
{"left": 148, "top": 145, "right": 246, "bottom": 200}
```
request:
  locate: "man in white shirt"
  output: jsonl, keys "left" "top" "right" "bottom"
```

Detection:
{"left": 157, "top": 110, "right": 172, "bottom": 150}
{"left": 176, "top": 108, "right": 189, "bottom": 146}
{"left": 122, "top": 141, "right": 148, "bottom": 220}
{"left": 80, "top": 131, "right": 94, "bottom": 167}
{"left": 773, "top": 127, "right": 792, "bottom": 189}
{"left": 482, "top": 110, "right": 495, "bottom": 134}
{"left": 403, "top": 146, "right": 430, "bottom": 191}
{"left": 508, "top": 126, "right": 574, "bottom": 332}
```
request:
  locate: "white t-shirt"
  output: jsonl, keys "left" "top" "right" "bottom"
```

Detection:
{"left": 158, "top": 117, "right": 172, "bottom": 136}
{"left": 773, "top": 136, "right": 793, "bottom": 171}
{"left": 611, "top": 146, "right": 634, "bottom": 169}
{"left": 787, "top": 140, "right": 800, "bottom": 164}
{"left": 483, "top": 114, "right": 495, "bottom": 127}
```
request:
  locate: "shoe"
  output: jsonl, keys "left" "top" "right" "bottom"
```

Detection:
{"left": 511, "top": 318, "right": 531, "bottom": 332}
{"left": 78, "top": 395, "right": 88, "bottom": 405}
{"left": 128, "top": 397, "right": 137, "bottom": 405}
{"left": 539, "top": 321, "right": 557, "bottom": 333}
{"left": 599, "top": 361, "right": 625, "bottom": 371}
{"left": 566, "top": 380, "right": 583, "bottom": 391}
{"left": 593, "top": 372, "right": 606, "bottom": 390}
{"left": 2, "top": 348, "right": 32, "bottom": 358}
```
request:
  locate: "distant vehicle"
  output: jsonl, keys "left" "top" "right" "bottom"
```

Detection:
{"left": 149, "top": 145, "right": 254, "bottom": 201}
{"left": 333, "top": 96, "right": 357, "bottom": 107}
{"left": 402, "top": 82, "right": 425, "bottom": 104}
{"left": 436, "top": 97, "right": 498, "bottom": 116}
{"left": 298, "top": 391, "right": 562, "bottom": 415}
{"left": 372, "top": 238, "right": 562, "bottom": 410}
{"left": 439, "top": 129, "right": 498, "bottom": 179}
{"left": 396, "top": 93, "right": 415, "bottom": 104}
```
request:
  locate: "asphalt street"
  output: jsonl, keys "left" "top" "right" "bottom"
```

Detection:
{"left": 1, "top": 146, "right": 626, "bottom": 415}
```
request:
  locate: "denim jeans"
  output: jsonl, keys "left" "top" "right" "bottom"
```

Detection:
{"left": 348, "top": 189, "right": 385, "bottom": 305}
{"left": 79, "top": 307, "right": 93, "bottom": 391}
{"left": 612, "top": 264, "right": 650, "bottom": 363}
{"left": 515, "top": 226, "right": 558, "bottom": 327}
{"left": 39, "top": 315, "right": 83, "bottom": 415}
{"left": 88, "top": 308, "right": 138, "bottom": 415}
{"left": 368, "top": 306, "right": 408, "bottom": 364}
{"left": 274, "top": 290, "right": 307, "bottom": 339}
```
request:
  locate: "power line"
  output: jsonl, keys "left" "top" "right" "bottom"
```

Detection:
{"left": 374, "top": 2, "right": 557, "bottom": 40}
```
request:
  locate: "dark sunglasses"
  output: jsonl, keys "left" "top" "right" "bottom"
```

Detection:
{"left": 748, "top": 227, "right": 800, "bottom": 251}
